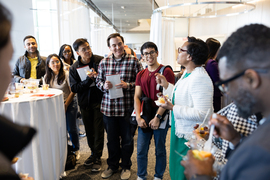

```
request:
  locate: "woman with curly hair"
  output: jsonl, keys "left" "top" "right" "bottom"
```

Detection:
{"left": 156, "top": 36, "right": 213, "bottom": 180}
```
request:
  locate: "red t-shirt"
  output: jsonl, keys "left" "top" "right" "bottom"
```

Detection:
{"left": 135, "top": 65, "right": 175, "bottom": 107}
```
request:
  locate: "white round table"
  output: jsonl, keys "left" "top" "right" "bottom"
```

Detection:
{"left": 0, "top": 88, "right": 67, "bottom": 180}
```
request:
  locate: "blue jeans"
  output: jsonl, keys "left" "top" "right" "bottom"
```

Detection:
{"left": 103, "top": 115, "right": 134, "bottom": 171}
{"left": 137, "top": 122, "right": 169, "bottom": 179}
{"left": 66, "top": 99, "right": 79, "bottom": 151}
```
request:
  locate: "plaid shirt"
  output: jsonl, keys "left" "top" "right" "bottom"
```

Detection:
{"left": 96, "top": 53, "right": 143, "bottom": 117}
{"left": 214, "top": 102, "right": 258, "bottom": 165}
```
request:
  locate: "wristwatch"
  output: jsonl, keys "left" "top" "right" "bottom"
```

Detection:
{"left": 155, "top": 114, "right": 162, "bottom": 120}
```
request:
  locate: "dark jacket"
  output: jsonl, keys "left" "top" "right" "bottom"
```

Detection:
{"left": 0, "top": 115, "right": 36, "bottom": 180}
{"left": 12, "top": 51, "right": 46, "bottom": 82}
{"left": 69, "top": 54, "right": 103, "bottom": 109}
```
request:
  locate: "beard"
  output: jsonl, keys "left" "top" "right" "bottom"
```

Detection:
{"left": 233, "top": 88, "right": 257, "bottom": 119}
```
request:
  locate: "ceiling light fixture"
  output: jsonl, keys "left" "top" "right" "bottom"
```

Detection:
{"left": 153, "top": 1, "right": 256, "bottom": 18}
{"left": 121, "top": 6, "right": 125, "bottom": 9}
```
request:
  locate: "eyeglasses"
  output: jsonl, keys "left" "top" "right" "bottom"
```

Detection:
{"left": 215, "top": 69, "right": 268, "bottom": 93}
{"left": 143, "top": 50, "right": 156, "bottom": 56}
{"left": 50, "top": 60, "right": 60, "bottom": 65}
{"left": 178, "top": 47, "right": 188, "bottom": 53}
{"left": 63, "top": 50, "right": 71, "bottom": 54}
{"left": 79, "top": 46, "right": 91, "bottom": 53}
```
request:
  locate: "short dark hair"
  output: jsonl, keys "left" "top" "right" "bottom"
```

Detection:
{"left": 23, "top": 35, "right": 36, "bottom": 43}
{"left": 73, "top": 38, "right": 88, "bottom": 51}
{"left": 186, "top": 36, "right": 208, "bottom": 65}
{"left": 217, "top": 24, "right": 270, "bottom": 70}
{"left": 140, "top": 41, "right": 158, "bottom": 55}
{"left": 107, "top": 33, "right": 124, "bottom": 47}
{"left": 206, "top": 38, "right": 221, "bottom": 60}
{"left": 0, "top": 3, "right": 12, "bottom": 49}
{"left": 58, "top": 44, "right": 75, "bottom": 64}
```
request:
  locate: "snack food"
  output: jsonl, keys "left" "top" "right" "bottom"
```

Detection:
{"left": 2, "top": 97, "right": 8, "bottom": 101}
{"left": 11, "top": 157, "right": 19, "bottom": 164}
{"left": 194, "top": 123, "right": 209, "bottom": 138}
{"left": 42, "top": 84, "right": 49, "bottom": 90}
{"left": 158, "top": 95, "right": 169, "bottom": 104}
{"left": 192, "top": 150, "right": 212, "bottom": 160}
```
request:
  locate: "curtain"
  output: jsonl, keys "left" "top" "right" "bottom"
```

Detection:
{"left": 150, "top": 11, "right": 176, "bottom": 70}
{"left": 90, "top": 22, "right": 115, "bottom": 57}
{"left": 150, "top": 11, "right": 162, "bottom": 63}
{"left": 162, "top": 18, "right": 176, "bottom": 69}
{"left": 58, "top": 0, "right": 91, "bottom": 56}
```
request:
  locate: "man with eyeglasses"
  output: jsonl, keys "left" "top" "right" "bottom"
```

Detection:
{"left": 134, "top": 42, "right": 175, "bottom": 180}
{"left": 181, "top": 24, "right": 270, "bottom": 180}
{"left": 69, "top": 38, "right": 104, "bottom": 172}
{"left": 96, "top": 33, "right": 143, "bottom": 179}
{"left": 13, "top": 35, "right": 46, "bottom": 83}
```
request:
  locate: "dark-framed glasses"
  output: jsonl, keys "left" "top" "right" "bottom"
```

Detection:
{"left": 215, "top": 69, "right": 268, "bottom": 93}
{"left": 178, "top": 47, "right": 188, "bottom": 53}
{"left": 143, "top": 50, "right": 156, "bottom": 56}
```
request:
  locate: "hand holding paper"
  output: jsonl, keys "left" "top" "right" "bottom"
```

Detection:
{"left": 115, "top": 80, "right": 128, "bottom": 89}
{"left": 104, "top": 81, "right": 113, "bottom": 90}
{"left": 106, "top": 74, "right": 124, "bottom": 99}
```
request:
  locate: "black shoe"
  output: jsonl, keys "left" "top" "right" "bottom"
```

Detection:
{"left": 92, "top": 158, "right": 101, "bottom": 172}
{"left": 84, "top": 155, "right": 95, "bottom": 166}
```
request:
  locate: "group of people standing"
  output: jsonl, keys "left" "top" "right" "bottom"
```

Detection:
{"left": 11, "top": 26, "right": 224, "bottom": 180}
{"left": 2, "top": 1, "right": 270, "bottom": 179}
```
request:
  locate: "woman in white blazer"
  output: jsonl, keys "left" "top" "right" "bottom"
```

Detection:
{"left": 156, "top": 37, "right": 213, "bottom": 180}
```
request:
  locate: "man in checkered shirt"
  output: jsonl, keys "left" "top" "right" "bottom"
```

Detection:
{"left": 96, "top": 33, "right": 143, "bottom": 179}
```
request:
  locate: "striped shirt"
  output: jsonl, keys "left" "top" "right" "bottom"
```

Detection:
{"left": 96, "top": 53, "right": 143, "bottom": 117}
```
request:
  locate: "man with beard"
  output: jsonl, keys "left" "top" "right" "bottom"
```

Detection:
{"left": 13, "top": 35, "right": 46, "bottom": 83}
{"left": 181, "top": 24, "right": 270, "bottom": 180}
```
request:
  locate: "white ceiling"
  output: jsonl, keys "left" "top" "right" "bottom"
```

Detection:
{"left": 87, "top": 0, "right": 258, "bottom": 33}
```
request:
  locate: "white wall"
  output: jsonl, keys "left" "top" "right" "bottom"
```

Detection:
{"left": 121, "top": 32, "right": 150, "bottom": 50}
{"left": 189, "top": 0, "right": 270, "bottom": 41}
{"left": 1, "top": 0, "right": 35, "bottom": 69}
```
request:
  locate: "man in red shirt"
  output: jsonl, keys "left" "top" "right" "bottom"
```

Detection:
{"left": 134, "top": 41, "right": 175, "bottom": 180}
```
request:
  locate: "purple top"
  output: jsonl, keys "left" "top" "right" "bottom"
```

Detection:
{"left": 205, "top": 59, "right": 222, "bottom": 97}
{"left": 206, "top": 59, "right": 222, "bottom": 112}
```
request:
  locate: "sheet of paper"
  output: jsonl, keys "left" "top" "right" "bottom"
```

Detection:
{"left": 159, "top": 114, "right": 168, "bottom": 129}
{"left": 76, "top": 66, "right": 95, "bottom": 87}
{"left": 106, "top": 74, "right": 123, "bottom": 99}
{"left": 76, "top": 66, "right": 90, "bottom": 81}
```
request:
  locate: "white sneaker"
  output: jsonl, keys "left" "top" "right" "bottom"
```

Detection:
{"left": 137, "top": 177, "right": 143, "bottom": 180}
{"left": 75, "top": 150, "right": 80, "bottom": 160}
{"left": 60, "top": 171, "right": 66, "bottom": 178}
{"left": 121, "top": 169, "right": 131, "bottom": 180}
{"left": 154, "top": 177, "right": 162, "bottom": 180}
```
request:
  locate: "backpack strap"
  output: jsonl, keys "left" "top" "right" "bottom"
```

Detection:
{"left": 130, "top": 48, "right": 135, "bottom": 56}
{"left": 158, "top": 65, "right": 173, "bottom": 92}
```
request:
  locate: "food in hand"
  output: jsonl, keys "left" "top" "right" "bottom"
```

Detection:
{"left": 11, "top": 157, "right": 19, "bottom": 164}
{"left": 194, "top": 124, "right": 209, "bottom": 138}
{"left": 158, "top": 95, "right": 169, "bottom": 104}
{"left": 192, "top": 150, "right": 212, "bottom": 160}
